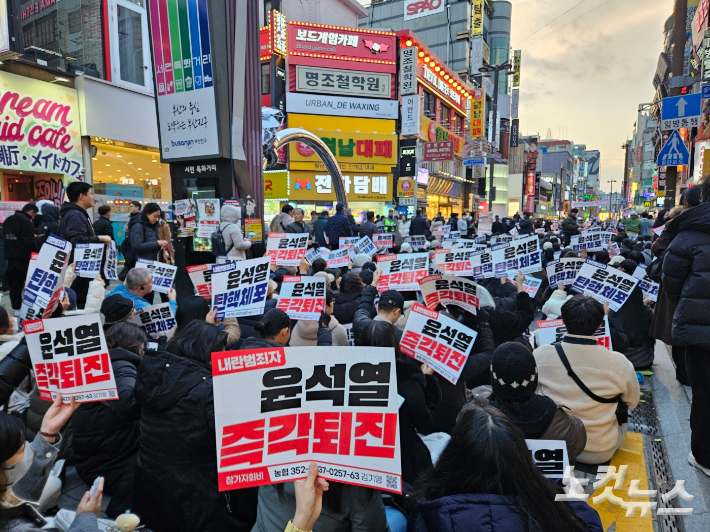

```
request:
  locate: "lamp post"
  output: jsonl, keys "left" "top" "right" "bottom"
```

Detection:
{"left": 478, "top": 62, "right": 512, "bottom": 211}
{"left": 608, "top": 179, "right": 618, "bottom": 220}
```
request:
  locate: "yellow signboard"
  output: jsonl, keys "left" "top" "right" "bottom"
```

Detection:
{"left": 513, "top": 50, "right": 521, "bottom": 87}
{"left": 288, "top": 114, "right": 396, "bottom": 134}
{"left": 289, "top": 161, "right": 393, "bottom": 173}
{"left": 473, "top": 0, "right": 483, "bottom": 36}
{"left": 289, "top": 171, "right": 392, "bottom": 202}
{"left": 397, "top": 178, "right": 415, "bottom": 198}
{"left": 289, "top": 131, "right": 398, "bottom": 166}
{"left": 264, "top": 170, "right": 289, "bottom": 200}
{"left": 418, "top": 115, "right": 465, "bottom": 156}
{"left": 470, "top": 88, "right": 485, "bottom": 138}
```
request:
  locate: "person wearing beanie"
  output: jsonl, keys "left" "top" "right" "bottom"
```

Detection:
{"left": 472, "top": 342, "right": 587, "bottom": 461}
{"left": 399, "top": 242, "right": 413, "bottom": 254}
{"left": 101, "top": 294, "right": 136, "bottom": 328}
{"left": 351, "top": 252, "right": 372, "bottom": 273}
{"left": 430, "top": 239, "right": 441, "bottom": 249}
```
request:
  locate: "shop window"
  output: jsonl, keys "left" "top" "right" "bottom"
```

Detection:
{"left": 262, "top": 63, "right": 271, "bottom": 95}
{"left": 439, "top": 103, "right": 451, "bottom": 128}
{"left": 110, "top": 0, "right": 152, "bottom": 92}
{"left": 454, "top": 115, "right": 463, "bottom": 136}
{"left": 423, "top": 91, "right": 436, "bottom": 120}
{"left": 18, "top": 0, "right": 104, "bottom": 78}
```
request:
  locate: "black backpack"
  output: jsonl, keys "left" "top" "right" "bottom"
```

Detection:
{"left": 211, "top": 224, "right": 234, "bottom": 257}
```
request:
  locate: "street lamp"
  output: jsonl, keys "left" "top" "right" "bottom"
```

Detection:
{"left": 478, "top": 62, "right": 513, "bottom": 210}
{"left": 608, "top": 179, "right": 618, "bottom": 220}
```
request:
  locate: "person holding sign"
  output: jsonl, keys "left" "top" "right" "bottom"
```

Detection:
{"left": 241, "top": 308, "right": 332, "bottom": 351}
{"left": 408, "top": 404, "right": 602, "bottom": 532}
{"left": 352, "top": 270, "right": 405, "bottom": 342}
{"left": 107, "top": 269, "right": 177, "bottom": 315}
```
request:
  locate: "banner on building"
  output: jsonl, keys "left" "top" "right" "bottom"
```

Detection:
{"left": 400, "top": 46, "right": 417, "bottom": 95}
{"left": 513, "top": 50, "right": 521, "bottom": 87}
{"left": 131, "top": 303, "right": 177, "bottom": 339}
{"left": 471, "top": 88, "right": 485, "bottom": 137}
{"left": 376, "top": 253, "right": 429, "bottom": 291}
{"left": 536, "top": 316, "right": 613, "bottom": 350}
{"left": 266, "top": 233, "right": 309, "bottom": 266}
{"left": 287, "top": 92, "right": 399, "bottom": 120}
{"left": 419, "top": 275, "right": 479, "bottom": 314}
{"left": 103, "top": 241, "right": 118, "bottom": 280}
{"left": 187, "top": 264, "right": 213, "bottom": 299}
{"left": 400, "top": 304, "right": 477, "bottom": 385}
{"left": 472, "top": 0, "right": 483, "bottom": 35}
{"left": 196, "top": 199, "right": 221, "bottom": 238}
{"left": 546, "top": 258, "right": 586, "bottom": 288}
{"left": 21, "top": 235, "right": 71, "bottom": 321}
{"left": 211, "top": 257, "right": 271, "bottom": 319}
{"left": 134, "top": 259, "right": 177, "bottom": 294}
{"left": 74, "top": 243, "right": 104, "bottom": 279}
{"left": 570, "top": 260, "right": 640, "bottom": 312}
{"left": 212, "top": 346, "right": 401, "bottom": 492}
{"left": 511, "top": 119, "right": 519, "bottom": 148}
{"left": 24, "top": 314, "right": 117, "bottom": 403}
{"left": 422, "top": 141, "right": 455, "bottom": 162}
{"left": 276, "top": 276, "right": 327, "bottom": 320}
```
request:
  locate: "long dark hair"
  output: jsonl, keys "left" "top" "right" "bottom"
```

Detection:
{"left": 415, "top": 404, "right": 588, "bottom": 532}
{"left": 357, "top": 320, "right": 404, "bottom": 360}
{"left": 0, "top": 413, "right": 26, "bottom": 497}
{"left": 175, "top": 296, "right": 210, "bottom": 333}
{"left": 105, "top": 322, "right": 148, "bottom": 355}
{"left": 339, "top": 272, "right": 364, "bottom": 294}
{"left": 140, "top": 203, "right": 161, "bottom": 223}
{"left": 166, "top": 321, "right": 228, "bottom": 365}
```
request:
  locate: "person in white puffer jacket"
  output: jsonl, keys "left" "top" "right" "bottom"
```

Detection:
{"left": 542, "top": 284, "right": 574, "bottom": 320}
{"left": 219, "top": 204, "right": 252, "bottom": 260}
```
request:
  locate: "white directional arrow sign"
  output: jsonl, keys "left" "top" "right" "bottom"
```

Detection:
{"left": 676, "top": 97, "right": 688, "bottom": 116}
{"left": 662, "top": 94, "right": 701, "bottom": 130}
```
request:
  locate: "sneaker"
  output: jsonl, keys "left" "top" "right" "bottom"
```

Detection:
{"left": 688, "top": 452, "right": 710, "bottom": 477}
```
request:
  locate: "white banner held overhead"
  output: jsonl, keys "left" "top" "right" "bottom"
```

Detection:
{"left": 433, "top": 249, "right": 474, "bottom": 277}
{"left": 130, "top": 303, "right": 177, "bottom": 339}
{"left": 211, "top": 257, "right": 271, "bottom": 319}
{"left": 276, "top": 276, "right": 327, "bottom": 320}
{"left": 491, "top": 235, "right": 541, "bottom": 278}
{"left": 103, "top": 241, "right": 118, "bottom": 280}
{"left": 376, "top": 253, "right": 429, "bottom": 291}
{"left": 470, "top": 249, "right": 495, "bottom": 279}
{"left": 570, "top": 231, "right": 612, "bottom": 253}
{"left": 134, "top": 259, "right": 177, "bottom": 294}
{"left": 327, "top": 248, "right": 350, "bottom": 269}
{"left": 546, "top": 258, "right": 586, "bottom": 288}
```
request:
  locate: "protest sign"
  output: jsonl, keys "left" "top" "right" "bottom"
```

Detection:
{"left": 327, "top": 248, "right": 350, "bottom": 268}
{"left": 21, "top": 235, "right": 71, "bottom": 321}
{"left": 343, "top": 323, "right": 356, "bottom": 346}
{"left": 266, "top": 233, "right": 309, "bottom": 266}
{"left": 490, "top": 235, "right": 514, "bottom": 245}
{"left": 400, "top": 304, "right": 477, "bottom": 385}
{"left": 419, "top": 275, "right": 479, "bottom": 315}
{"left": 175, "top": 199, "right": 197, "bottom": 237}
{"left": 434, "top": 225, "right": 451, "bottom": 238}
{"left": 351, "top": 236, "right": 377, "bottom": 258}
{"left": 405, "top": 236, "right": 427, "bottom": 250}
{"left": 536, "top": 316, "right": 613, "bottom": 350}
{"left": 339, "top": 236, "right": 359, "bottom": 249}
{"left": 571, "top": 259, "right": 640, "bottom": 312}
{"left": 74, "top": 243, "right": 104, "bottom": 278}
{"left": 24, "top": 314, "right": 117, "bottom": 403}
{"left": 570, "top": 230, "right": 612, "bottom": 253}
{"left": 535, "top": 228, "right": 545, "bottom": 235}
{"left": 212, "top": 257, "right": 270, "bottom": 319}
{"left": 131, "top": 303, "right": 177, "bottom": 339}
{"left": 103, "top": 241, "right": 118, "bottom": 280}
{"left": 633, "top": 264, "right": 659, "bottom": 302}
{"left": 652, "top": 224, "right": 665, "bottom": 236}
{"left": 510, "top": 275, "right": 543, "bottom": 297}
{"left": 187, "top": 264, "right": 212, "bottom": 299}
{"left": 447, "top": 240, "right": 487, "bottom": 251}
{"left": 376, "top": 253, "right": 429, "bottom": 291}
{"left": 526, "top": 440, "right": 570, "bottom": 480}
{"left": 446, "top": 231, "right": 461, "bottom": 240}
{"left": 277, "top": 276, "right": 326, "bottom": 320}
{"left": 196, "top": 198, "right": 220, "bottom": 237}
{"left": 546, "top": 258, "right": 586, "bottom": 288}
{"left": 304, "top": 247, "right": 322, "bottom": 265}
{"left": 211, "top": 346, "right": 401, "bottom": 492}
{"left": 433, "top": 249, "right": 473, "bottom": 277}
{"left": 491, "top": 235, "right": 541, "bottom": 278}
{"left": 470, "top": 249, "right": 495, "bottom": 279}
{"left": 373, "top": 234, "right": 393, "bottom": 250}
{"left": 478, "top": 214, "right": 493, "bottom": 235}
{"left": 134, "top": 259, "right": 177, "bottom": 294}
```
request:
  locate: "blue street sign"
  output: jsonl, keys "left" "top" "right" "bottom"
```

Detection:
{"left": 463, "top": 157, "right": 485, "bottom": 166}
{"left": 661, "top": 94, "right": 701, "bottom": 130}
{"left": 703, "top": 85, "right": 710, "bottom": 100}
{"left": 657, "top": 129, "right": 690, "bottom": 167}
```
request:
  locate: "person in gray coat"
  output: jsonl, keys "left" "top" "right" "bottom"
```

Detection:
{"left": 219, "top": 204, "right": 252, "bottom": 260}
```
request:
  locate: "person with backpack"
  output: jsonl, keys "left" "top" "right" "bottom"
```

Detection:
{"left": 270, "top": 204, "right": 294, "bottom": 233}
{"left": 216, "top": 204, "right": 252, "bottom": 260}
{"left": 129, "top": 203, "right": 167, "bottom": 262}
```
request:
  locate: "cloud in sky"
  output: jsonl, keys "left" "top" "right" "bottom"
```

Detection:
{"left": 511, "top": 0, "right": 669, "bottom": 190}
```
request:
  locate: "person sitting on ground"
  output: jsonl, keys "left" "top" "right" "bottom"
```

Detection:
{"left": 100, "top": 294, "right": 136, "bottom": 332}
{"left": 408, "top": 403, "right": 602, "bottom": 532}
{"left": 352, "top": 270, "right": 404, "bottom": 342}
{"left": 473, "top": 342, "right": 587, "bottom": 462}
{"left": 107, "top": 268, "right": 176, "bottom": 314}
{"left": 533, "top": 295, "right": 640, "bottom": 464}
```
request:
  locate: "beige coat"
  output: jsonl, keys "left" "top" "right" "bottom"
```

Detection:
{"left": 533, "top": 335, "right": 640, "bottom": 453}
{"left": 290, "top": 315, "right": 348, "bottom": 347}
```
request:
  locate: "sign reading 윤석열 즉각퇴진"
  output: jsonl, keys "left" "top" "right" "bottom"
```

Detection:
{"left": 276, "top": 276, "right": 327, "bottom": 320}
{"left": 376, "top": 253, "right": 429, "bottom": 291}
{"left": 266, "top": 233, "right": 309, "bottom": 266}
{"left": 148, "top": 0, "right": 220, "bottom": 160}
{"left": 212, "top": 346, "right": 402, "bottom": 493}
{"left": 0, "top": 71, "right": 83, "bottom": 177}
{"left": 419, "top": 275, "right": 479, "bottom": 315}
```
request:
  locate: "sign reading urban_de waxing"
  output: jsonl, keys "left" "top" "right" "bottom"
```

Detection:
{"left": 286, "top": 92, "right": 398, "bottom": 120}
{"left": 148, "top": 0, "right": 220, "bottom": 160}
{"left": 0, "top": 70, "right": 83, "bottom": 178}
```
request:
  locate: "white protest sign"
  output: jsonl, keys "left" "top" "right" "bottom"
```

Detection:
{"left": 103, "top": 241, "right": 118, "bottom": 280}
{"left": 510, "top": 275, "right": 543, "bottom": 297}
{"left": 419, "top": 275, "right": 479, "bottom": 315}
{"left": 434, "top": 225, "right": 451, "bottom": 239}
{"left": 570, "top": 230, "right": 612, "bottom": 253}
{"left": 447, "top": 231, "right": 461, "bottom": 240}
{"left": 400, "top": 303, "right": 477, "bottom": 385}
{"left": 343, "top": 323, "right": 356, "bottom": 346}
{"left": 491, "top": 235, "right": 514, "bottom": 244}
{"left": 134, "top": 259, "right": 177, "bottom": 294}
{"left": 526, "top": 440, "right": 570, "bottom": 480}
{"left": 447, "top": 240, "right": 487, "bottom": 251}
{"left": 211, "top": 257, "right": 270, "bottom": 319}
{"left": 187, "top": 264, "right": 212, "bottom": 299}
{"left": 21, "top": 234, "right": 71, "bottom": 321}
{"left": 304, "top": 247, "right": 321, "bottom": 266}
{"left": 196, "top": 198, "right": 220, "bottom": 237}
{"left": 536, "top": 316, "right": 613, "bottom": 350}
{"left": 373, "top": 234, "right": 393, "bottom": 250}
{"left": 570, "top": 259, "right": 640, "bottom": 312}
{"left": 546, "top": 258, "right": 586, "bottom": 288}
{"left": 74, "top": 243, "right": 104, "bottom": 278}
{"left": 633, "top": 264, "right": 659, "bottom": 302}
{"left": 266, "top": 232, "right": 309, "bottom": 266}
{"left": 130, "top": 303, "right": 177, "bottom": 339}
{"left": 351, "top": 235, "right": 377, "bottom": 258}
{"left": 339, "top": 236, "right": 359, "bottom": 249}
{"left": 433, "top": 249, "right": 475, "bottom": 277}
{"left": 327, "top": 248, "right": 350, "bottom": 268}
{"left": 405, "top": 235, "right": 427, "bottom": 250}
{"left": 276, "top": 276, "right": 326, "bottom": 320}
{"left": 491, "top": 235, "right": 541, "bottom": 278}
{"left": 376, "top": 253, "right": 429, "bottom": 291}
{"left": 24, "top": 314, "right": 117, "bottom": 404}
{"left": 470, "top": 249, "right": 495, "bottom": 279}
{"left": 212, "top": 346, "right": 401, "bottom": 493}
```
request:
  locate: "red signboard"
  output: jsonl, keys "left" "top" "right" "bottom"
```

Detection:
{"left": 260, "top": 26, "right": 271, "bottom": 61}
{"left": 422, "top": 141, "right": 455, "bottom": 162}
{"left": 526, "top": 171, "right": 535, "bottom": 195}
{"left": 288, "top": 22, "right": 397, "bottom": 73}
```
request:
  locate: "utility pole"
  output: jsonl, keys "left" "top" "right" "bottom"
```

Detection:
{"left": 609, "top": 179, "right": 618, "bottom": 220}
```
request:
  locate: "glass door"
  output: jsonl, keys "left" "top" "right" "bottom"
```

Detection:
{"left": 110, "top": 0, "right": 153, "bottom": 92}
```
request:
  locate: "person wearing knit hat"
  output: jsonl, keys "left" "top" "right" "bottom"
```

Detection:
{"left": 101, "top": 294, "right": 136, "bottom": 327}
{"left": 399, "top": 242, "right": 412, "bottom": 253}
{"left": 474, "top": 342, "right": 587, "bottom": 461}
{"left": 430, "top": 239, "right": 441, "bottom": 249}
{"left": 543, "top": 241, "right": 553, "bottom": 251}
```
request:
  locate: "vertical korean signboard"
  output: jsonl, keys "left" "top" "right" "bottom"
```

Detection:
{"left": 471, "top": 88, "right": 485, "bottom": 137}
{"left": 400, "top": 46, "right": 417, "bottom": 96}
{"left": 472, "top": 0, "right": 483, "bottom": 36}
{"left": 513, "top": 50, "right": 521, "bottom": 87}
{"left": 148, "top": 0, "right": 220, "bottom": 159}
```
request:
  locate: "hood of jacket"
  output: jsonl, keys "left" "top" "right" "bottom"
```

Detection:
{"left": 668, "top": 202, "right": 710, "bottom": 236}
{"left": 41, "top": 204, "right": 60, "bottom": 222}
{"left": 135, "top": 350, "right": 211, "bottom": 411}
{"left": 333, "top": 291, "right": 362, "bottom": 323}
{"left": 59, "top": 202, "right": 89, "bottom": 219}
{"left": 221, "top": 204, "right": 241, "bottom": 224}
{"left": 291, "top": 315, "right": 341, "bottom": 344}
{"left": 109, "top": 346, "right": 142, "bottom": 366}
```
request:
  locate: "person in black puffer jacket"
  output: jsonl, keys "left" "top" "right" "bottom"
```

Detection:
{"left": 517, "top": 212, "right": 534, "bottom": 235}
{"left": 129, "top": 203, "right": 166, "bottom": 262}
{"left": 35, "top": 202, "right": 60, "bottom": 243}
{"left": 133, "top": 321, "right": 257, "bottom": 531}
{"left": 332, "top": 273, "right": 364, "bottom": 325}
{"left": 662, "top": 178, "right": 710, "bottom": 473}
{"left": 240, "top": 308, "right": 332, "bottom": 350}
{"left": 488, "top": 274, "right": 535, "bottom": 347}
{"left": 72, "top": 322, "right": 147, "bottom": 517}
{"left": 409, "top": 209, "right": 431, "bottom": 238}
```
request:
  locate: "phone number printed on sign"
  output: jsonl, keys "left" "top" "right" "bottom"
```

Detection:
{"left": 212, "top": 346, "right": 402, "bottom": 493}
